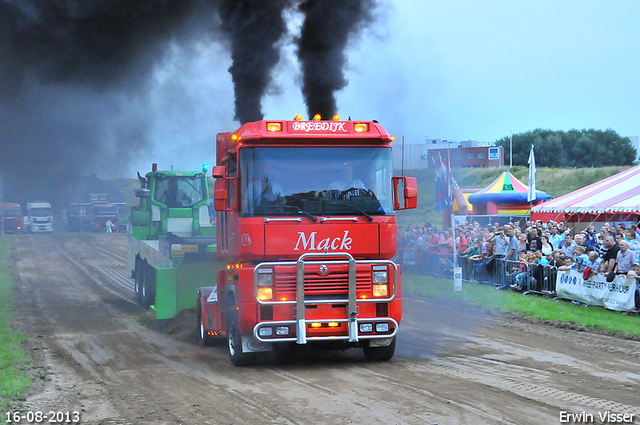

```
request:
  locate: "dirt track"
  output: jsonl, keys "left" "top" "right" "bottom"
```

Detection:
{"left": 8, "top": 233, "right": 640, "bottom": 424}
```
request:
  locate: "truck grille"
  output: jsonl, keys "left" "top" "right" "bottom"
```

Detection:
{"left": 274, "top": 268, "right": 371, "bottom": 295}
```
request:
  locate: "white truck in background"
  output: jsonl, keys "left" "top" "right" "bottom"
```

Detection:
{"left": 26, "top": 202, "right": 54, "bottom": 233}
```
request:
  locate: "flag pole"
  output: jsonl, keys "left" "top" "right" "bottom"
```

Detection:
{"left": 401, "top": 135, "right": 405, "bottom": 176}
{"left": 448, "top": 145, "right": 462, "bottom": 292}
{"left": 447, "top": 143, "right": 456, "bottom": 268}
{"left": 527, "top": 144, "right": 536, "bottom": 219}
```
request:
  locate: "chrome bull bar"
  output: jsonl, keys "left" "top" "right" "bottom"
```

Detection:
{"left": 253, "top": 252, "right": 398, "bottom": 344}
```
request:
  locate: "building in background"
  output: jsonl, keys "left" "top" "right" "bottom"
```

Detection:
{"left": 64, "top": 174, "right": 126, "bottom": 231}
{"left": 393, "top": 138, "right": 504, "bottom": 170}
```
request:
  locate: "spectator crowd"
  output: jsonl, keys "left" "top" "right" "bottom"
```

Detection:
{"left": 396, "top": 219, "right": 640, "bottom": 306}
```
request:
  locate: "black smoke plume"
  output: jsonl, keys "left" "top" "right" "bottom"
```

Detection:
{"left": 0, "top": 0, "right": 378, "bottom": 207}
{"left": 217, "top": 0, "right": 290, "bottom": 124}
{"left": 0, "top": 0, "right": 216, "bottom": 205}
{"left": 296, "top": 0, "right": 375, "bottom": 120}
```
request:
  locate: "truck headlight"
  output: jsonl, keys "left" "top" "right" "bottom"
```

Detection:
{"left": 359, "top": 323, "right": 373, "bottom": 333}
{"left": 257, "top": 270, "right": 273, "bottom": 287}
{"left": 259, "top": 327, "right": 273, "bottom": 337}
{"left": 372, "top": 271, "right": 388, "bottom": 284}
{"left": 376, "top": 323, "right": 390, "bottom": 332}
{"left": 372, "top": 284, "right": 388, "bottom": 297}
{"left": 276, "top": 326, "right": 290, "bottom": 336}
{"left": 257, "top": 287, "right": 273, "bottom": 301}
{"left": 257, "top": 268, "right": 273, "bottom": 301}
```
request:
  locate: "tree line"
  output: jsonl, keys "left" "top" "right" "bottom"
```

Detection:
{"left": 496, "top": 129, "right": 637, "bottom": 167}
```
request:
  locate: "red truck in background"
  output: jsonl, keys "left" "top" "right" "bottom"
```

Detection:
{"left": 1, "top": 203, "right": 24, "bottom": 234}
{"left": 92, "top": 204, "right": 119, "bottom": 232}
{"left": 197, "top": 116, "right": 417, "bottom": 365}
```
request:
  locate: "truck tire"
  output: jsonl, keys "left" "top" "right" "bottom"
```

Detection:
{"left": 141, "top": 263, "right": 155, "bottom": 309}
{"left": 134, "top": 262, "right": 144, "bottom": 306}
{"left": 227, "top": 309, "right": 254, "bottom": 366}
{"left": 197, "top": 297, "right": 214, "bottom": 347}
{"left": 363, "top": 336, "right": 396, "bottom": 362}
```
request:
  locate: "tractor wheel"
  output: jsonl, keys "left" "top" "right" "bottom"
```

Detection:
{"left": 363, "top": 336, "right": 396, "bottom": 362}
{"left": 134, "top": 262, "right": 145, "bottom": 306}
{"left": 141, "top": 263, "right": 155, "bottom": 309}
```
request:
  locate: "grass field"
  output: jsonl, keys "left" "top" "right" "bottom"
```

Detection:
{"left": 0, "top": 237, "right": 31, "bottom": 414}
{"left": 403, "top": 272, "right": 640, "bottom": 337}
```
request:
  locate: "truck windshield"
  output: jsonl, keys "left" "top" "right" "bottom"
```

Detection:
{"left": 2, "top": 208, "right": 21, "bottom": 216}
{"left": 30, "top": 208, "right": 52, "bottom": 217}
{"left": 154, "top": 175, "right": 206, "bottom": 208}
{"left": 240, "top": 147, "right": 393, "bottom": 217}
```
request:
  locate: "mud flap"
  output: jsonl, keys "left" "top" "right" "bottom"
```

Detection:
{"left": 242, "top": 334, "right": 272, "bottom": 353}
{"left": 369, "top": 338, "right": 393, "bottom": 347}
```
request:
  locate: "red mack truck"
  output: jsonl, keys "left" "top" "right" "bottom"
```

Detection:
{"left": 198, "top": 116, "right": 417, "bottom": 365}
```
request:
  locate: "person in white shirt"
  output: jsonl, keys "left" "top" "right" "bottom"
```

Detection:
{"left": 327, "top": 164, "right": 367, "bottom": 200}
{"left": 615, "top": 240, "right": 637, "bottom": 274}
{"left": 246, "top": 164, "right": 285, "bottom": 213}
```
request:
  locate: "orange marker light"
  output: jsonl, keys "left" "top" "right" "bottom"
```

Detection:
{"left": 333, "top": 115, "right": 340, "bottom": 121}
{"left": 373, "top": 284, "right": 389, "bottom": 297}
{"left": 354, "top": 123, "right": 369, "bottom": 132}
{"left": 257, "top": 287, "right": 273, "bottom": 301}
{"left": 266, "top": 122, "right": 282, "bottom": 132}
{"left": 313, "top": 114, "right": 321, "bottom": 121}
{"left": 295, "top": 115, "right": 302, "bottom": 121}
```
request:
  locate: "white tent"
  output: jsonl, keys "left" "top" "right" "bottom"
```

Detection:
{"left": 532, "top": 165, "right": 640, "bottom": 222}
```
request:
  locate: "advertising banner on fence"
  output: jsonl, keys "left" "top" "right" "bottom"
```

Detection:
{"left": 556, "top": 270, "right": 637, "bottom": 312}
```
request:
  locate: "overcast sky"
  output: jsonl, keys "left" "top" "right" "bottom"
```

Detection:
{"left": 134, "top": 0, "right": 640, "bottom": 175}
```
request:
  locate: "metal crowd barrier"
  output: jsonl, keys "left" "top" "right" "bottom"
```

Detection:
{"left": 525, "top": 264, "right": 558, "bottom": 295}
{"left": 422, "top": 255, "right": 559, "bottom": 296}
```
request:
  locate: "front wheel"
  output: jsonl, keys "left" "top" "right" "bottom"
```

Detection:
{"left": 227, "top": 311, "right": 254, "bottom": 366}
{"left": 363, "top": 337, "right": 396, "bottom": 362}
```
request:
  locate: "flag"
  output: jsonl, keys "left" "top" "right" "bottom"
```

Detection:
{"left": 435, "top": 153, "right": 451, "bottom": 212}
{"left": 527, "top": 144, "right": 536, "bottom": 202}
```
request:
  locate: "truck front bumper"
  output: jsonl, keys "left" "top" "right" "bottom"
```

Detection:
{"left": 252, "top": 252, "right": 400, "bottom": 345}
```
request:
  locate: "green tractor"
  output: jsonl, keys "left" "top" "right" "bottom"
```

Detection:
{"left": 128, "top": 164, "right": 218, "bottom": 320}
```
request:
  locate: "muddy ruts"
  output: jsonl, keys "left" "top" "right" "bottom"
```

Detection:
{"left": 217, "top": 0, "right": 290, "bottom": 124}
{"left": 296, "top": 0, "right": 375, "bottom": 120}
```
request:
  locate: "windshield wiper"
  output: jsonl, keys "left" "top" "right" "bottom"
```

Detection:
{"left": 283, "top": 205, "right": 318, "bottom": 222}
{"left": 330, "top": 202, "right": 373, "bottom": 221}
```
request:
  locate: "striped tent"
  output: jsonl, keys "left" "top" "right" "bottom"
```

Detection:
{"left": 468, "top": 168, "right": 551, "bottom": 206}
{"left": 532, "top": 165, "right": 640, "bottom": 220}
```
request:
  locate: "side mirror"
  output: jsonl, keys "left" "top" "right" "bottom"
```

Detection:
{"left": 212, "top": 165, "right": 226, "bottom": 179}
{"left": 214, "top": 179, "right": 228, "bottom": 211}
{"left": 392, "top": 177, "right": 418, "bottom": 210}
